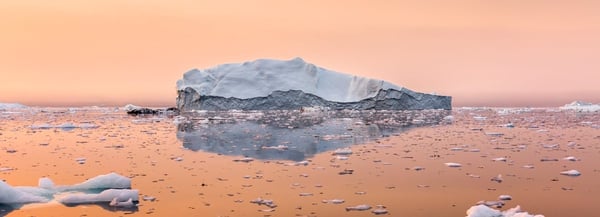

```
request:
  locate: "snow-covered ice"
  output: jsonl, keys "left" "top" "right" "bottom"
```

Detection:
{"left": 177, "top": 57, "right": 405, "bottom": 102}
{"left": 560, "top": 101, "right": 600, "bottom": 112}
{"left": 466, "top": 205, "right": 544, "bottom": 217}
{"left": 559, "top": 169, "right": 581, "bottom": 177}
{"left": 60, "top": 189, "right": 139, "bottom": 205}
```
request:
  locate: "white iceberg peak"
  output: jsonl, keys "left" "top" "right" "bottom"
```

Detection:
{"left": 177, "top": 58, "right": 404, "bottom": 102}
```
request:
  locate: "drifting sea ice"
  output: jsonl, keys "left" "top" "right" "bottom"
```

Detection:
{"left": 0, "top": 181, "right": 49, "bottom": 204}
{"left": 0, "top": 173, "right": 136, "bottom": 206}
{"left": 466, "top": 205, "right": 544, "bottom": 217}
{"left": 59, "top": 189, "right": 139, "bottom": 205}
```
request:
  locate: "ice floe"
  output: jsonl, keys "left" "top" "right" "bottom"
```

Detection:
{"left": 559, "top": 169, "right": 581, "bottom": 177}
{"left": 60, "top": 189, "right": 139, "bottom": 205}
{"left": 466, "top": 205, "right": 544, "bottom": 217}
{"left": 445, "top": 162, "right": 462, "bottom": 167}
{"left": 345, "top": 204, "right": 371, "bottom": 211}
{"left": 0, "top": 173, "right": 137, "bottom": 208}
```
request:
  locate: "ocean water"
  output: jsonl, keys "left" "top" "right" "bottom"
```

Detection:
{"left": 0, "top": 107, "right": 598, "bottom": 216}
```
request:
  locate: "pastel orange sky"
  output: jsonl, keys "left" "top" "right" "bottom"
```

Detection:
{"left": 1, "top": 0, "right": 599, "bottom": 107}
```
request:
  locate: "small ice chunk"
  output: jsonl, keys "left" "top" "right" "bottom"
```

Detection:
{"left": 345, "top": 204, "right": 371, "bottom": 211}
{"left": 60, "top": 189, "right": 139, "bottom": 205}
{"left": 250, "top": 198, "right": 277, "bottom": 208}
{"left": 333, "top": 148, "right": 353, "bottom": 155}
{"left": 560, "top": 169, "right": 581, "bottom": 177}
{"left": 492, "top": 157, "right": 507, "bottom": 162}
{"left": 491, "top": 174, "right": 503, "bottom": 183}
{"left": 322, "top": 199, "right": 345, "bottom": 204}
{"left": 233, "top": 157, "right": 254, "bottom": 163}
{"left": 372, "top": 205, "right": 388, "bottom": 215}
{"left": 142, "top": 195, "right": 156, "bottom": 201}
{"left": 563, "top": 156, "right": 578, "bottom": 161}
{"left": 498, "top": 195, "right": 512, "bottom": 200}
{"left": 75, "top": 158, "right": 86, "bottom": 164}
{"left": 445, "top": 162, "right": 462, "bottom": 167}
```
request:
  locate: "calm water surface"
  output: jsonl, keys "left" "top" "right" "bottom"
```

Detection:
{"left": 0, "top": 108, "right": 598, "bottom": 216}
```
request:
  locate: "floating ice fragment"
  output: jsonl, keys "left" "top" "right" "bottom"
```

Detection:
{"left": 498, "top": 195, "right": 512, "bottom": 200}
{"left": 491, "top": 174, "right": 503, "bottom": 183}
{"left": 413, "top": 166, "right": 425, "bottom": 171}
{"left": 60, "top": 189, "right": 139, "bottom": 205}
{"left": 492, "top": 157, "right": 507, "bottom": 162}
{"left": 560, "top": 169, "right": 581, "bottom": 177}
{"left": 333, "top": 148, "right": 353, "bottom": 155}
{"left": 299, "top": 193, "right": 313, "bottom": 196}
{"left": 563, "top": 156, "right": 578, "bottom": 161}
{"left": 372, "top": 205, "right": 389, "bottom": 215}
{"left": 142, "top": 195, "right": 156, "bottom": 201}
{"left": 75, "top": 158, "right": 86, "bottom": 164}
{"left": 345, "top": 204, "right": 371, "bottom": 211}
{"left": 233, "top": 157, "right": 254, "bottom": 163}
{"left": 322, "top": 199, "right": 345, "bottom": 204}
{"left": 445, "top": 162, "right": 462, "bottom": 167}
{"left": 250, "top": 198, "right": 277, "bottom": 208}
{"left": 522, "top": 165, "right": 535, "bottom": 169}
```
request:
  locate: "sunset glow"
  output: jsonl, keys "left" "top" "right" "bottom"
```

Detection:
{"left": 1, "top": 0, "right": 599, "bottom": 106}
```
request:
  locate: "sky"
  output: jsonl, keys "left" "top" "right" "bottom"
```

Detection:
{"left": 1, "top": 0, "right": 599, "bottom": 107}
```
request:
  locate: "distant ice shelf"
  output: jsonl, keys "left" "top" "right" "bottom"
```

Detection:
{"left": 560, "top": 101, "right": 600, "bottom": 112}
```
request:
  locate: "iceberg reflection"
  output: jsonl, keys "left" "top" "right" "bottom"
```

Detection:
{"left": 177, "top": 109, "right": 450, "bottom": 161}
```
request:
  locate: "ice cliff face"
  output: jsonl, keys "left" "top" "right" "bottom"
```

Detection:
{"left": 177, "top": 58, "right": 451, "bottom": 111}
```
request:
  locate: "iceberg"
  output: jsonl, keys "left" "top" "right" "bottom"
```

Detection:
{"left": 560, "top": 101, "right": 600, "bottom": 112}
{"left": 176, "top": 58, "right": 451, "bottom": 110}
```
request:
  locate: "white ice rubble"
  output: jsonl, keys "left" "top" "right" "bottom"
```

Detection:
{"left": 466, "top": 205, "right": 544, "bottom": 217}
{"left": 0, "top": 173, "right": 138, "bottom": 207}
{"left": 177, "top": 57, "right": 405, "bottom": 102}
{"left": 0, "top": 103, "right": 27, "bottom": 110}
{"left": 560, "top": 101, "right": 600, "bottom": 112}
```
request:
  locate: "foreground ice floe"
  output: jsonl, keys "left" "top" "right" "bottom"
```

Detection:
{"left": 0, "top": 173, "right": 138, "bottom": 208}
{"left": 466, "top": 205, "right": 544, "bottom": 217}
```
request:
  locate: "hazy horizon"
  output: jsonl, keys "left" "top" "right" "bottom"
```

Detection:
{"left": 2, "top": 1, "right": 599, "bottom": 107}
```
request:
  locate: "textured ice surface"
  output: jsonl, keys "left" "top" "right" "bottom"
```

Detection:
{"left": 0, "top": 173, "right": 134, "bottom": 206}
{"left": 177, "top": 57, "right": 403, "bottom": 102}
{"left": 0, "top": 103, "right": 27, "bottom": 110}
{"left": 0, "top": 181, "right": 49, "bottom": 204}
{"left": 560, "top": 101, "right": 600, "bottom": 112}
{"left": 60, "top": 189, "right": 139, "bottom": 205}
{"left": 58, "top": 173, "right": 131, "bottom": 191}
{"left": 466, "top": 205, "right": 544, "bottom": 217}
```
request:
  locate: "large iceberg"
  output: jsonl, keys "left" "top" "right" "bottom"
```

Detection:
{"left": 176, "top": 58, "right": 451, "bottom": 111}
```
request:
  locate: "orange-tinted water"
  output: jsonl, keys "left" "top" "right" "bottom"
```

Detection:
{"left": 0, "top": 108, "right": 598, "bottom": 216}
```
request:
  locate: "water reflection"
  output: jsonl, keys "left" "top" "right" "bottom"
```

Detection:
{"left": 177, "top": 109, "right": 450, "bottom": 161}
